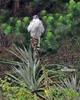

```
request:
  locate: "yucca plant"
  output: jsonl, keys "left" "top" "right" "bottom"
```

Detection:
{"left": 1, "top": 45, "right": 44, "bottom": 93}
{"left": 60, "top": 74, "right": 80, "bottom": 94}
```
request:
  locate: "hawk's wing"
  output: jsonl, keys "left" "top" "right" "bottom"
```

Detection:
{"left": 27, "top": 20, "right": 34, "bottom": 32}
{"left": 27, "top": 19, "right": 44, "bottom": 33}
{"left": 27, "top": 19, "right": 39, "bottom": 32}
{"left": 39, "top": 21, "right": 45, "bottom": 33}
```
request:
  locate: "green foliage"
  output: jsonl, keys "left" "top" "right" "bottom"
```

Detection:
{"left": 40, "top": 10, "right": 47, "bottom": 16}
{"left": 3, "top": 45, "right": 44, "bottom": 92}
{"left": 46, "top": 32, "right": 53, "bottom": 39}
{"left": 1, "top": 0, "right": 80, "bottom": 53}
{"left": 9, "top": 17, "right": 17, "bottom": 26}
{"left": 23, "top": 17, "right": 30, "bottom": 25}
{"left": 42, "top": 16, "right": 47, "bottom": 21}
{"left": 0, "top": 78, "right": 79, "bottom": 100}
{"left": 47, "top": 16, "right": 54, "bottom": 23}
{"left": 40, "top": 0, "right": 80, "bottom": 53}
{"left": 16, "top": 20, "right": 22, "bottom": 28}
{"left": 69, "top": 0, "right": 76, "bottom": 10}
{"left": 55, "top": 13, "right": 60, "bottom": 18}
{"left": 77, "top": 2, "right": 80, "bottom": 12}
{"left": 4, "top": 25, "right": 12, "bottom": 35}
{"left": 1, "top": 14, "right": 30, "bottom": 47}
{"left": 40, "top": 11, "right": 59, "bottom": 52}
{"left": 0, "top": 77, "right": 37, "bottom": 100}
{"left": 60, "top": 74, "right": 80, "bottom": 94}
{"left": 55, "top": 0, "right": 80, "bottom": 38}
{"left": 40, "top": 0, "right": 80, "bottom": 52}
{"left": 48, "top": 88, "right": 79, "bottom": 100}
{"left": 0, "top": 9, "right": 10, "bottom": 23}
{"left": 1, "top": 23, "right": 8, "bottom": 30}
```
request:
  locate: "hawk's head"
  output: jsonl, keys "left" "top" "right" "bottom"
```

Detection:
{"left": 33, "top": 15, "right": 39, "bottom": 19}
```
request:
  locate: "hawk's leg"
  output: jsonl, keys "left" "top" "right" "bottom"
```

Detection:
{"left": 30, "top": 37, "right": 40, "bottom": 61}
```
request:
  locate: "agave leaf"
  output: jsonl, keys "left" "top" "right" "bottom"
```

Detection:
{"left": 60, "top": 74, "right": 80, "bottom": 93}
{"left": 0, "top": 59, "right": 24, "bottom": 66}
{"left": 37, "top": 75, "right": 44, "bottom": 88}
{"left": 8, "top": 46, "right": 28, "bottom": 65}
{"left": 6, "top": 72, "right": 24, "bottom": 85}
{"left": 5, "top": 45, "right": 44, "bottom": 92}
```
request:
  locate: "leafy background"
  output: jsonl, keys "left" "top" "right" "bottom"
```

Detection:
{"left": 0, "top": 0, "right": 80, "bottom": 100}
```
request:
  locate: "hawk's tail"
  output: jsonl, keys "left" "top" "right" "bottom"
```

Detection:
{"left": 30, "top": 37, "right": 40, "bottom": 60}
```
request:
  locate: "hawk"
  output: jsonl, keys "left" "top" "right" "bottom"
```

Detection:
{"left": 27, "top": 15, "right": 44, "bottom": 50}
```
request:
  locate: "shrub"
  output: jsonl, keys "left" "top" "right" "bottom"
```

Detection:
{"left": 9, "top": 17, "right": 17, "bottom": 26}
{"left": 23, "top": 17, "right": 30, "bottom": 25}
{"left": 1, "top": 23, "right": 8, "bottom": 30}
{"left": 2, "top": 45, "right": 44, "bottom": 93}
{"left": 42, "top": 16, "right": 47, "bottom": 22}
{"left": 16, "top": 20, "right": 22, "bottom": 28}
{"left": 60, "top": 75, "right": 80, "bottom": 94}
{"left": 55, "top": 0, "right": 80, "bottom": 37}
{"left": 40, "top": 11, "right": 59, "bottom": 52}
{"left": 4, "top": 25, "right": 12, "bottom": 35}
{"left": 48, "top": 88, "right": 79, "bottom": 100}
{"left": 0, "top": 9, "right": 10, "bottom": 23}
{"left": 48, "top": 16, "right": 54, "bottom": 23}
{"left": 1, "top": 0, "right": 80, "bottom": 53}
{"left": 40, "top": 10, "right": 47, "bottom": 16}
{"left": 0, "top": 77, "right": 37, "bottom": 100}
{"left": 1, "top": 16, "right": 30, "bottom": 47}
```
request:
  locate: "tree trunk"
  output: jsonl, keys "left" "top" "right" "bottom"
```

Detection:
{"left": 13, "top": 0, "right": 19, "bottom": 17}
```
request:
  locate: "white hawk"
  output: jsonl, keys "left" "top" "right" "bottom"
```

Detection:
{"left": 27, "top": 15, "right": 44, "bottom": 50}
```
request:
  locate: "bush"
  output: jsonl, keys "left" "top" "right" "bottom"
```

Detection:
{"left": 1, "top": 0, "right": 80, "bottom": 53}
{"left": 40, "top": 0, "right": 80, "bottom": 53}
{"left": 23, "top": 17, "right": 30, "bottom": 25}
{"left": 0, "top": 77, "right": 37, "bottom": 100}
{"left": 1, "top": 23, "right": 8, "bottom": 30}
{"left": 4, "top": 25, "right": 12, "bottom": 35}
{"left": 40, "top": 11, "right": 59, "bottom": 53}
{"left": 40, "top": 10, "right": 47, "bottom": 16}
{"left": 1, "top": 16, "right": 30, "bottom": 47}
{"left": 0, "top": 9, "right": 10, "bottom": 23}
{"left": 55, "top": 0, "right": 80, "bottom": 37}
{"left": 1, "top": 77, "right": 79, "bottom": 100}
{"left": 48, "top": 88, "right": 79, "bottom": 100}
